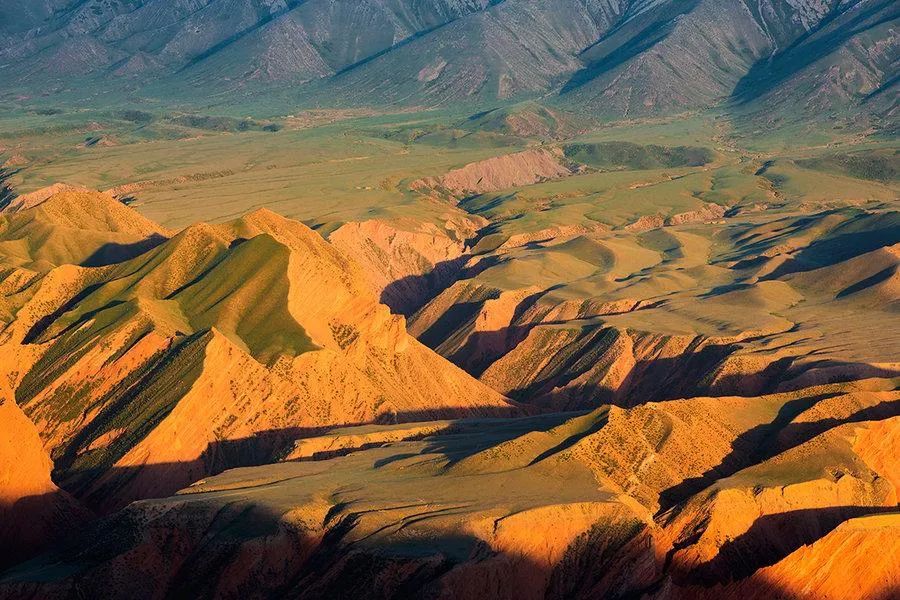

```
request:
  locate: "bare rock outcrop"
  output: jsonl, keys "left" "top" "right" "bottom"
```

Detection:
{"left": 412, "top": 149, "right": 573, "bottom": 197}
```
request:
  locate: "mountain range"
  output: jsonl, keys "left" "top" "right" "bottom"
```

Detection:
{"left": 0, "top": 2, "right": 898, "bottom": 597}
{"left": 0, "top": 186, "right": 514, "bottom": 522}
{"left": 1, "top": 0, "right": 896, "bottom": 126}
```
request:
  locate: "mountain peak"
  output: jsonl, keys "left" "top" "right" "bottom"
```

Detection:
{"left": 0, "top": 187, "right": 169, "bottom": 271}
{"left": 2, "top": 187, "right": 515, "bottom": 511}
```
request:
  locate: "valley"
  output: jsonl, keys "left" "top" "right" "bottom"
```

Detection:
{"left": 0, "top": 1, "right": 898, "bottom": 597}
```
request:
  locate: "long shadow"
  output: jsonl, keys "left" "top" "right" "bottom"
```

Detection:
{"left": 478, "top": 330, "right": 739, "bottom": 411}
{"left": 415, "top": 300, "right": 493, "bottom": 349}
{"left": 658, "top": 392, "right": 839, "bottom": 511}
{"left": 401, "top": 411, "right": 580, "bottom": 469}
{"left": 774, "top": 398, "right": 900, "bottom": 451}
{"left": 779, "top": 360, "right": 899, "bottom": 388}
{"left": 51, "top": 402, "right": 525, "bottom": 513}
{"left": 380, "top": 250, "right": 505, "bottom": 321}
{"left": 539, "top": 348, "right": 896, "bottom": 414}
{"left": 659, "top": 397, "right": 900, "bottom": 512}
{"left": 710, "top": 355, "right": 898, "bottom": 399}
{"left": 546, "top": 515, "right": 650, "bottom": 599}
{"left": 57, "top": 426, "right": 342, "bottom": 514}
{"left": 331, "top": 19, "right": 457, "bottom": 78}
{"left": 687, "top": 505, "right": 900, "bottom": 586}
{"left": 21, "top": 281, "right": 108, "bottom": 344}
{"left": 865, "top": 71, "right": 900, "bottom": 101}
{"left": 0, "top": 167, "right": 18, "bottom": 210}
{"left": 499, "top": 324, "right": 617, "bottom": 406}
{"left": 0, "top": 489, "right": 92, "bottom": 574}
{"left": 524, "top": 383, "right": 617, "bottom": 413}
{"left": 6, "top": 488, "right": 893, "bottom": 599}
{"left": 458, "top": 192, "right": 518, "bottom": 216}
{"left": 528, "top": 411, "right": 609, "bottom": 466}
{"left": 717, "top": 210, "right": 842, "bottom": 266}
{"left": 379, "top": 254, "right": 470, "bottom": 317}
{"left": 2, "top": 409, "right": 572, "bottom": 572}
{"left": 704, "top": 355, "right": 796, "bottom": 396}
{"left": 836, "top": 264, "right": 896, "bottom": 298}
{"left": 560, "top": 0, "right": 702, "bottom": 94}
{"left": 625, "top": 343, "right": 739, "bottom": 405}
{"left": 444, "top": 286, "right": 563, "bottom": 377}
{"left": 731, "top": 0, "right": 898, "bottom": 104}
{"left": 449, "top": 324, "right": 531, "bottom": 376}
{"left": 20, "top": 232, "right": 170, "bottom": 343}
{"left": 2, "top": 502, "right": 517, "bottom": 599}
{"left": 79, "top": 234, "right": 168, "bottom": 268}
{"left": 760, "top": 214, "right": 900, "bottom": 280}
{"left": 178, "top": 0, "right": 308, "bottom": 72}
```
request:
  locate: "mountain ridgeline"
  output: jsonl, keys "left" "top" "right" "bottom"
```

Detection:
{"left": 0, "top": 0, "right": 896, "bottom": 126}
{"left": 0, "top": 1, "right": 898, "bottom": 597}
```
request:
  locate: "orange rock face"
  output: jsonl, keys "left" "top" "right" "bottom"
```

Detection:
{"left": 665, "top": 514, "right": 900, "bottom": 599}
{"left": 0, "top": 178, "right": 897, "bottom": 599}
{"left": 329, "top": 219, "right": 473, "bottom": 314}
{"left": 1, "top": 192, "right": 516, "bottom": 513}
{"left": 0, "top": 397, "right": 88, "bottom": 570}
{"left": 412, "top": 149, "right": 573, "bottom": 197}
{"left": 737, "top": 514, "right": 900, "bottom": 600}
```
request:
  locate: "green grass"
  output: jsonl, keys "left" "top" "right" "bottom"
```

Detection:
{"left": 1, "top": 108, "right": 517, "bottom": 232}
{"left": 173, "top": 234, "right": 316, "bottom": 362}
{"left": 760, "top": 160, "right": 897, "bottom": 205}
{"left": 796, "top": 149, "right": 899, "bottom": 183}
{"left": 567, "top": 113, "right": 723, "bottom": 147}
{"left": 563, "top": 141, "right": 714, "bottom": 170}
{"left": 2, "top": 102, "right": 896, "bottom": 243}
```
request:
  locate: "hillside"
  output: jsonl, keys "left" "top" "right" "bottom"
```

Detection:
{"left": 0, "top": 189, "right": 515, "bottom": 512}
{"left": 0, "top": 185, "right": 168, "bottom": 270}
{"left": 0, "top": 397, "right": 88, "bottom": 571}
{"left": 2, "top": 378, "right": 895, "bottom": 599}
{"left": 0, "top": 162, "right": 895, "bottom": 596}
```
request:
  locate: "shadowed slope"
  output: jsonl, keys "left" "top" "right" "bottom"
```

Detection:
{"left": 0, "top": 186, "right": 169, "bottom": 271}
{"left": 0, "top": 397, "right": 89, "bottom": 571}
{"left": 3, "top": 376, "right": 896, "bottom": 598}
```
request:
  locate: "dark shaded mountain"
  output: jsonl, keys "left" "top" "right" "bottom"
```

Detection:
{"left": 559, "top": 0, "right": 897, "bottom": 123}
{"left": 0, "top": 0, "right": 896, "bottom": 125}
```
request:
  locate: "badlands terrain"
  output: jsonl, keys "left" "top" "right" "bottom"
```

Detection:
{"left": 0, "top": 105, "right": 897, "bottom": 598}
{"left": 0, "top": 0, "right": 898, "bottom": 598}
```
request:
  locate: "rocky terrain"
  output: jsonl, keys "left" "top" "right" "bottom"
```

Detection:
{"left": 0, "top": 186, "right": 515, "bottom": 515}
{"left": 0, "top": 3, "right": 897, "bottom": 596}
{"left": 393, "top": 143, "right": 899, "bottom": 419}
{"left": 0, "top": 397, "right": 89, "bottom": 571}
{"left": 1, "top": 378, "right": 895, "bottom": 599}
{"left": 0, "top": 159, "right": 896, "bottom": 597}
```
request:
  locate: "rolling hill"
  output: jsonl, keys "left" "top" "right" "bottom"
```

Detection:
{"left": 1, "top": 378, "right": 895, "bottom": 599}
{"left": 0, "top": 187, "right": 515, "bottom": 514}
